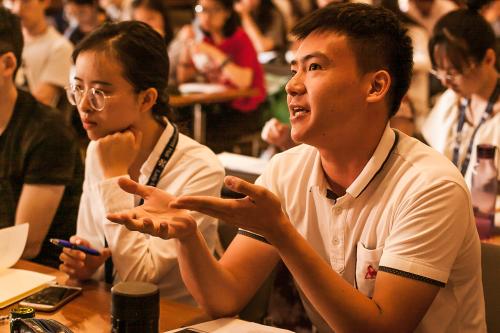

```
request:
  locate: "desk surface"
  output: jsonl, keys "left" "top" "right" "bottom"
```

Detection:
{"left": 170, "top": 88, "right": 258, "bottom": 108}
{"left": 0, "top": 261, "right": 208, "bottom": 333}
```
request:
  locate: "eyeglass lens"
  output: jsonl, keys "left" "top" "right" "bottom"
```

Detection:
{"left": 67, "top": 87, "right": 105, "bottom": 111}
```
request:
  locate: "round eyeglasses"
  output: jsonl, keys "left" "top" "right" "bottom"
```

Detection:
{"left": 65, "top": 85, "right": 112, "bottom": 111}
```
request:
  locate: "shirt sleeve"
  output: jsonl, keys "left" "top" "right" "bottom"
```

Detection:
{"left": 23, "top": 116, "right": 78, "bottom": 185}
{"left": 379, "top": 180, "right": 473, "bottom": 285}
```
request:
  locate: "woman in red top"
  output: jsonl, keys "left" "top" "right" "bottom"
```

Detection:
{"left": 177, "top": 0, "right": 265, "bottom": 112}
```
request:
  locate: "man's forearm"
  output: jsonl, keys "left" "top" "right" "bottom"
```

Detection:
{"left": 176, "top": 230, "right": 246, "bottom": 317}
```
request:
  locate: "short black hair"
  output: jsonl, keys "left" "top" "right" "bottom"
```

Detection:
{"left": 131, "top": 0, "right": 174, "bottom": 45}
{"left": 429, "top": 6, "right": 496, "bottom": 73}
{"left": 0, "top": 7, "right": 24, "bottom": 77}
{"left": 72, "top": 21, "right": 172, "bottom": 122}
{"left": 291, "top": 3, "right": 413, "bottom": 118}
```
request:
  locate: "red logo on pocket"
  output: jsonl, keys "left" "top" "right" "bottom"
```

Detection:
{"left": 365, "top": 265, "right": 377, "bottom": 279}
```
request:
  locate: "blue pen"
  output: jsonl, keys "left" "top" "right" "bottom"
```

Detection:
{"left": 50, "top": 238, "right": 101, "bottom": 256}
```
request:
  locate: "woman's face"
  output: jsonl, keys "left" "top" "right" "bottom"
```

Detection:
{"left": 73, "top": 50, "right": 143, "bottom": 141}
{"left": 432, "top": 45, "right": 483, "bottom": 97}
{"left": 196, "top": 0, "right": 230, "bottom": 35}
{"left": 133, "top": 6, "right": 165, "bottom": 37}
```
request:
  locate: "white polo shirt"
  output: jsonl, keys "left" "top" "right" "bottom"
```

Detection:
{"left": 255, "top": 125, "right": 486, "bottom": 333}
{"left": 77, "top": 122, "right": 225, "bottom": 305}
{"left": 422, "top": 88, "right": 500, "bottom": 226}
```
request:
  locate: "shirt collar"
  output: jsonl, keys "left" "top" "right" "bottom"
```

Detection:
{"left": 139, "top": 120, "right": 173, "bottom": 180}
{"left": 309, "top": 124, "right": 397, "bottom": 200}
{"left": 347, "top": 124, "right": 397, "bottom": 198}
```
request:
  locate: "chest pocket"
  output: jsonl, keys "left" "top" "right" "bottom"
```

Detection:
{"left": 356, "top": 242, "right": 384, "bottom": 298}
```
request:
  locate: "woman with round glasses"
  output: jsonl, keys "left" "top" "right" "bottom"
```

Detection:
{"left": 422, "top": 0, "right": 499, "bottom": 221}
{"left": 59, "top": 21, "right": 225, "bottom": 305}
{"left": 176, "top": 0, "right": 266, "bottom": 152}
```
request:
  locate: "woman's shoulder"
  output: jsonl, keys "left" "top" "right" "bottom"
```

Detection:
{"left": 176, "top": 133, "right": 224, "bottom": 171}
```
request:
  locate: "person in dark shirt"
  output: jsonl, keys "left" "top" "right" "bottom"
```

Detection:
{"left": 0, "top": 7, "right": 83, "bottom": 268}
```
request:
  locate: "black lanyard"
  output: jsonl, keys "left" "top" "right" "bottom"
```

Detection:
{"left": 104, "top": 124, "right": 179, "bottom": 284}
{"left": 139, "top": 124, "right": 179, "bottom": 204}
{"left": 452, "top": 79, "right": 500, "bottom": 175}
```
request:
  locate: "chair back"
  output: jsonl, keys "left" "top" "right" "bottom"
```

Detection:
{"left": 481, "top": 242, "right": 500, "bottom": 333}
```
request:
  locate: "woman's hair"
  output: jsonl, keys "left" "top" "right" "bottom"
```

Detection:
{"left": 131, "top": 0, "right": 174, "bottom": 45}
{"left": 201, "top": 0, "right": 240, "bottom": 38}
{"left": 72, "top": 21, "right": 172, "bottom": 123}
{"left": 428, "top": 0, "right": 496, "bottom": 72}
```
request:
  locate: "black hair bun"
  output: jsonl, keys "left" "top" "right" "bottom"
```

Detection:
{"left": 465, "top": 0, "right": 494, "bottom": 12}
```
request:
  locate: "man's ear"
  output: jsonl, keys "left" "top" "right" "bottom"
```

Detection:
{"left": 0, "top": 52, "right": 18, "bottom": 79}
{"left": 366, "top": 70, "right": 391, "bottom": 104}
{"left": 139, "top": 87, "right": 159, "bottom": 113}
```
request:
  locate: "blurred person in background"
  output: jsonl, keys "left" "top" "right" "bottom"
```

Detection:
{"left": 234, "top": 0, "right": 287, "bottom": 54}
{"left": 7, "top": 0, "right": 73, "bottom": 108}
{"left": 0, "top": 7, "right": 82, "bottom": 268}
{"left": 401, "top": 0, "right": 458, "bottom": 35}
{"left": 131, "top": 0, "right": 173, "bottom": 46}
{"left": 63, "top": 0, "right": 107, "bottom": 45}
{"left": 422, "top": 0, "right": 500, "bottom": 225}
{"left": 175, "top": 0, "right": 266, "bottom": 152}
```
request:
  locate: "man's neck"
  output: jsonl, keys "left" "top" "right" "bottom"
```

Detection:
{"left": 128, "top": 115, "right": 165, "bottom": 180}
{"left": 23, "top": 20, "right": 48, "bottom": 40}
{"left": 0, "top": 84, "right": 18, "bottom": 135}
{"left": 317, "top": 123, "right": 386, "bottom": 195}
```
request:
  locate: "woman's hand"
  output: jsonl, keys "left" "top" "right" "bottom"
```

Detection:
{"left": 191, "top": 42, "right": 228, "bottom": 68}
{"left": 96, "top": 128, "right": 142, "bottom": 179}
{"left": 106, "top": 178, "right": 198, "bottom": 240}
{"left": 59, "top": 236, "right": 111, "bottom": 282}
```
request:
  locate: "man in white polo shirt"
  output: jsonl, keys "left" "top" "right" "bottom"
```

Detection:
{"left": 108, "top": 3, "right": 486, "bottom": 332}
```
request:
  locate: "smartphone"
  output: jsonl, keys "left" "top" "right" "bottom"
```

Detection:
{"left": 19, "top": 285, "right": 82, "bottom": 312}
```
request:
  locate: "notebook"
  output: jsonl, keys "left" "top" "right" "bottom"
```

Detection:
{"left": 165, "top": 318, "right": 294, "bottom": 333}
{"left": 0, "top": 224, "right": 56, "bottom": 308}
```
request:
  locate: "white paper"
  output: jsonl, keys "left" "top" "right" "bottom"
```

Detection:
{"left": 0, "top": 224, "right": 56, "bottom": 308}
{"left": 217, "top": 152, "right": 268, "bottom": 176}
{"left": 165, "top": 318, "right": 294, "bottom": 333}
{"left": 0, "top": 224, "right": 29, "bottom": 269}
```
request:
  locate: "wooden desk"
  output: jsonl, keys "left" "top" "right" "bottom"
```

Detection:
{"left": 0, "top": 261, "right": 208, "bottom": 333}
{"left": 170, "top": 88, "right": 258, "bottom": 144}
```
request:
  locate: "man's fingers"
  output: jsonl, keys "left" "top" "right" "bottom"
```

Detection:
{"left": 117, "top": 178, "right": 152, "bottom": 199}
{"left": 171, "top": 196, "right": 231, "bottom": 219}
{"left": 224, "top": 176, "right": 262, "bottom": 200}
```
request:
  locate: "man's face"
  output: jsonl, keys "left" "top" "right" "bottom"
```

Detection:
{"left": 8, "top": 0, "right": 48, "bottom": 32}
{"left": 285, "top": 32, "right": 371, "bottom": 147}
